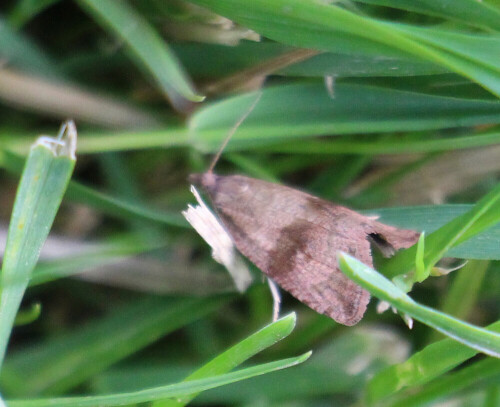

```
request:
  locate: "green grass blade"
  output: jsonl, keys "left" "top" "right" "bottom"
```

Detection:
{"left": 485, "top": 384, "right": 500, "bottom": 407}
{"left": 420, "top": 30, "right": 500, "bottom": 72}
{"left": 7, "top": 353, "right": 311, "bottom": 407}
{"left": 426, "top": 260, "right": 490, "bottom": 343}
{"left": 339, "top": 254, "right": 500, "bottom": 357}
{"left": 2, "top": 151, "right": 187, "bottom": 228}
{"left": 0, "top": 126, "right": 189, "bottom": 155}
{"left": 91, "top": 325, "right": 400, "bottom": 402}
{"left": 366, "top": 320, "right": 500, "bottom": 403}
{"left": 226, "top": 153, "right": 280, "bottom": 183}
{"left": 0, "top": 122, "right": 76, "bottom": 369}
{"left": 7, "top": 0, "right": 61, "bottom": 28}
{"left": 77, "top": 0, "right": 203, "bottom": 108}
{"left": 261, "top": 129, "right": 500, "bottom": 155}
{"left": 27, "top": 237, "right": 168, "bottom": 287}
{"left": 65, "top": 182, "right": 187, "bottom": 227}
{"left": 154, "top": 313, "right": 297, "bottom": 406}
{"left": 6, "top": 85, "right": 500, "bottom": 156}
{"left": 76, "top": 126, "right": 189, "bottom": 154}
{"left": 13, "top": 303, "right": 41, "bottom": 326}
{"left": 187, "top": 0, "right": 500, "bottom": 97}
{"left": 189, "top": 83, "right": 500, "bottom": 152}
{"left": 356, "top": 0, "right": 500, "bottom": 31}
{"left": 382, "top": 182, "right": 500, "bottom": 277}
{"left": 0, "top": 296, "right": 231, "bottom": 396}
{"left": 374, "top": 204, "right": 500, "bottom": 260}
{"left": 438, "top": 260, "right": 490, "bottom": 320}
{"left": 174, "top": 42, "right": 446, "bottom": 78}
{"left": 387, "top": 25, "right": 500, "bottom": 96}
{"left": 2, "top": 125, "right": 189, "bottom": 157}
{"left": 399, "top": 28, "right": 500, "bottom": 73}
{"left": 0, "top": 16, "right": 61, "bottom": 78}
{"left": 383, "top": 358, "right": 500, "bottom": 407}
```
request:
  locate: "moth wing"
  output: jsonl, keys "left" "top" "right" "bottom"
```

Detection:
{"left": 216, "top": 209, "right": 371, "bottom": 326}
{"left": 371, "top": 221, "right": 420, "bottom": 252}
{"left": 202, "top": 174, "right": 374, "bottom": 325}
{"left": 262, "top": 220, "right": 372, "bottom": 326}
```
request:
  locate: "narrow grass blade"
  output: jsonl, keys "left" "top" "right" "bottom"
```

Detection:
{"left": 226, "top": 154, "right": 280, "bottom": 183}
{"left": 392, "top": 26, "right": 500, "bottom": 74}
{"left": 261, "top": 129, "right": 500, "bottom": 155}
{"left": 366, "top": 320, "right": 500, "bottom": 403}
{"left": 189, "top": 83, "right": 500, "bottom": 152}
{"left": 7, "top": 353, "right": 311, "bottom": 407}
{"left": 65, "top": 182, "right": 187, "bottom": 227}
{"left": 374, "top": 204, "right": 500, "bottom": 260}
{"left": 6, "top": 86, "right": 500, "bottom": 156}
{"left": 0, "top": 16, "right": 61, "bottom": 78}
{"left": 339, "top": 254, "right": 500, "bottom": 357}
{"left": 0, "top": 122, "right": 76, "bottom": 369}
{"left": 13, "top": 303, "right": 41, "bottom": 326}
{"left": 485, "top": 384, "right": 500, "bottom": 407}
{"left": 27, "top": 236, "right": 169, "bottom": 287}
{"left": 174, "top": 42, "right": 445, "bottom": 78}
{"left": 76, "top": 127, "right": 189, "bottom": 154}
{"left": 414, "top": 233, "right": 426, "bottom": 282}
{"left": 383, "top": 358, "right": 500, "bottom": 407}
{"left": 91, "top": 325, "right": 402, "bottom": 402}
{"left": 7, "top": 0, "right": 61, "bottom": 28}
{"left": 77, "top": 0, "right": 203, "bottom": 109}
{"left": 356, "top": 0, "right": 500, "bottom": 31}
{"left": 382, "top": 182, "right": 500, "bottom": 277}
{"left": 437, "top": 260, "right": 490, "bottom": 320}
{"left": 187, "top": 0, "right": 500, "bottom": 97}
{"left": 2, "top": 151, "right": 187, "bottom": 228}
{"left": 2, "top": 126, "right": 189, "bottom": 157}
{"left": 94, "top": 324, "right": 498, "bottom": 404}
{"left": 427, "top": 260, "right": 490, "bottom": 344}
{"left": 0, "top": 296, "right": 230, "bottom": 396}
{"left": 154, "top": 313, "right": 297, "bottom": 406}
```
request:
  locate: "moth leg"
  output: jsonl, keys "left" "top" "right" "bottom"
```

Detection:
{"left": 267, "top": 278, "right": 282, "bottom": 322}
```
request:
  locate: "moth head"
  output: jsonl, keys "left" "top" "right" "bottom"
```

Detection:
{"left": 189, "top": 173, "right": 250, "bottom": 207}
{"left": 189, "top": 172, "right": 219, "bottom": 194}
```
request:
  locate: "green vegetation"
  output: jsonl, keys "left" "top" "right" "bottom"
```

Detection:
{"left": 0, "top": 0, "right": 499, "bottom": 406}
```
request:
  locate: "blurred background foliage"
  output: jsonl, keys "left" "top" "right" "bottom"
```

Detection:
{"left": 0, "top": 0, "right": 499, "bottom": 406}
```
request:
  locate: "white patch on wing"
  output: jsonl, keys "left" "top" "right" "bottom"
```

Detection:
{"left": 183, "top": 186, "right": 253, "bottom": 292}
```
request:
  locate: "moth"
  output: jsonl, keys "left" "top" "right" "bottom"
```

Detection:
{"left": 189, "top": 172, "right": 419, "bottom": 326}
{"left": 186, "top": 95, "right": 419, "bottom": 326}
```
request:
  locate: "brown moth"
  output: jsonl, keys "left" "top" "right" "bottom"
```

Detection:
{"left": 189, "top": 172, "right": 419, "bottom": 326}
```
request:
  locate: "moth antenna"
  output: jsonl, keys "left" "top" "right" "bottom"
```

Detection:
{"left": 207, "top": 92, "right": 262, "bottom": 174}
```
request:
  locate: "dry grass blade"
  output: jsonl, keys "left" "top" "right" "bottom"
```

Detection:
{"left": 0, "top": 68, "right": 158, "bottom": 128}
{"left": 202, "top": 48, "right": 321, "bottom": 94}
